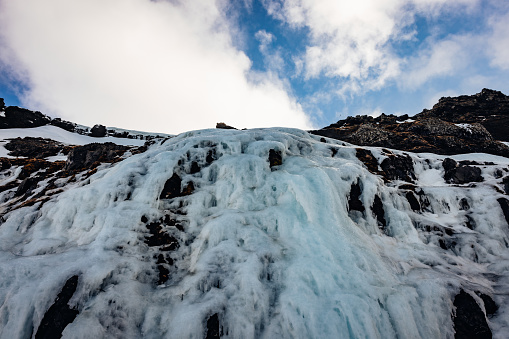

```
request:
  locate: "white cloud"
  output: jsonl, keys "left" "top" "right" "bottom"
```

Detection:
{"left": 487, "top": 10, "right": 509, "bottom": 70}
{"left": 399, "top": 35, "right": 476, "bottom": 90}
{"left": 262, "top": 0, "right": 480, "bottom": 95}
{"left": 0, "top": 0, "right": 313, "bottom": 134}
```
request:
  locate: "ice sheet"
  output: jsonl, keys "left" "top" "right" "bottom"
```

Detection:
{"left": 0, "top": 127, "right": 508, "bottom": 338}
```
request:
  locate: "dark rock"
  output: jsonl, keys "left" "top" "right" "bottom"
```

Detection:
{"left": 503, "top": 176, "right": 509, "bottom": 195}
{"left": 465, "top": 215, "right": 476, "bottom": 230}
{"left": 160, "top": 173, "right": 182, "bottom": 200}
{"left": 0, "top": 98, "right": 5, "bottom": 110}
{"left": 453, "top": 290, "right": 492, "bottom": 339}
{"left": 405, "top": 191, "right": 421, "bottom": 211}
{"left": 0, "top": 106, "right": 51, "bottom": 129}
{"left": 416, "top": 88, "right": 509, "bottom": 141}
{"left": 4, "top": 137, "right": 63, "bottom": 159}
{"left": 371, "top": 194, "right": 386, "bottom": 229}
{"left": 206, "top": 149, "right": 217, "bottom": 164}
{"left": 0, "top": 158, "right": 12, "bottom": 171}
{"left": 348, "top": 181, "right": 365, "bottom": 212}
{"left": 459, "top": 198, "right": 470, "bottom": 211}
{"left": 15, "top": 177, "right": 38, "bottom": 197}
{"left": 145, "top": 222, "right": 179, "bottom": 249}
{"left": 35, "top": 275, "right": 79, "bottom": 339}
{"left": 157, "top": 264, "right": 170, "bottom": 285}
{"left": 269, "top": 149, "right": 282, "bottom": 168}
{"left": 478, "top": 293, "right": 498, "bottom": 316}
{"left": 50, "top": 118, "right": 76, "bottom": 132}
{"left": 356, "top": 148, "right": 379, "bottom": 174}
{"left": 445, "top": 166, "right": 483, "bottom": 184}
{"left": 311, "top": 89, "right": 509, "bottom": 157}
{"left": 90, "top": 124, "right": 107, "bottom": 137}
{"left": 190, "top": 161, "right": 200, "bottom": 174}
{"left": 497, "top": 198, "right": 509, "bottom": 225}
{"left": 206, "top": 313, "right": 221, "bottom": 339}
{"left": 64, "top": 143, "right": 128, "bottom": 172}
{"left": 216, "top": 122, "right": 237, "bottom": 130}
{"left": 160, "top": 173, "right": 194, "bottom": 200}
{"left": 443, "top": 158, "right": 458, "bottom": 171}
{"left": 380, "top": 154, "right": 415, "bottom": 182}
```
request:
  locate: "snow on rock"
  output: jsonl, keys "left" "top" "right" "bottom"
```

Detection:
{"left": 0, "top": 125, "right": 147, "bottom": 147}
{"left": 0, "top": 128, "right": 508, "bottom": 338}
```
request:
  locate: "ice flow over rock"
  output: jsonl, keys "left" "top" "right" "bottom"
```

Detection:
{"left": 1, "top": 128, "right": 509, "bottom": 338}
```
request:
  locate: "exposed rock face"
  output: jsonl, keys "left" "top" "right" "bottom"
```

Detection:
{"left": 452, "top": 290, "right": 492, "bottom": 339}
{"left": 0, "top": 106, "right": 51, "bottom": 129}
{"left": 35, "top": 276, "right": 80, "bottom": 339}
{"left": 443, "top": 158, "right": 484, "bottom": 184}
{"left": 4, "top": 137, "right": 65, "bottom": 158}
{"left": 312, "top": 89, "right": 509, "bottom": 157}
{"left": 65, "top": 143, "right": 129, "bottom": 171}
{"left": 417, "top": 88, "right": 509, "bottom": 141}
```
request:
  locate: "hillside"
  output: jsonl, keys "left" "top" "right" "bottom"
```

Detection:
{"left": 312, "top": 89, "right": 509, "bottom": 157}
{"left": 0, "top": 94, "right": 509, "bottom": 338}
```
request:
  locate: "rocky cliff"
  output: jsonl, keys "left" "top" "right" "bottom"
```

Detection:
{"left": 312, "top": 89, "right": 509, "bottom": 157}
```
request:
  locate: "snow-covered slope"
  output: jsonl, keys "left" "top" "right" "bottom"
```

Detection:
{"left": 0, "top": 128, "right": 509, "bottom": 338}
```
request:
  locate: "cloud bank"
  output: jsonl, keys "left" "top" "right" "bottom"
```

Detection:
{"left": 0, "top": 0, "right": 313, "bottom": 134}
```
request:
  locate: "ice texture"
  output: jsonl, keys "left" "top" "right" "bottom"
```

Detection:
{"left": 0, "top": 128, "right": 508, "bottom": 338}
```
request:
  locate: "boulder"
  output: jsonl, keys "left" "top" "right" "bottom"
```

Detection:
{"left": 452, "top": 290, "right": 492, "bottom": 339}
{"left": 90, "top": 124, "right": 107, "bottom": 137}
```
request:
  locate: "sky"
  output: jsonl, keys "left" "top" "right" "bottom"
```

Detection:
{"left": 0, "top": 0, "right": 508, "bottom": 134}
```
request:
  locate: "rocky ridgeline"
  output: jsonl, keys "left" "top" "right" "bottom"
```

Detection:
{"left": 0, "top": 98, "right": 162, "bottom": 140}
{"left": 312, "top": 89, "right": 509, "bottom": 157}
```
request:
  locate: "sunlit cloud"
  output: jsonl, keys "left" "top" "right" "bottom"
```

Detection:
{"left": 0, "top": 0, "right": 313, "bottom": 134}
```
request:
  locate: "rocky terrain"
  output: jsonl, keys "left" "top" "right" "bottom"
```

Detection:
{"left": 312, "top": 89, "right": 509, "bottom": 157}
{"left": 0, "top": 92, "right": 509, "bottom": 338}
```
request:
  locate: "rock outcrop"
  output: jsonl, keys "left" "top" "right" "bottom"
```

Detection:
{"left": 312, "top": 89, "right": 509, "bottom": 157}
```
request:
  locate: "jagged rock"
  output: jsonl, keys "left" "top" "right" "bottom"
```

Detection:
{"left": 90, "top": 124, "right": 107, "bottom": 137}
{"left": 498, "top": 198, "right": 509, "bottom": 226}
{"left": 206, "top": 313, "right": 221, "bottom": 339}
{"left": 0, "top": 98, "right": 5, "bottom": 111}
{"left": 15, "top": 177, "right": 38, "bottom": 197}
{"left": 160, "top": 173, "right": 194, "bottom": 200}
{"left": 269, "top": 149, "right": 282, "bottom": 168}
{"left": 372, "top": 194, "right": 386, "bottom": 229}
{"left": 50, "top": 118, "right": 76, "bottom": 132}
{"left": 405, "top": 191, "right": 421, "bottom": 211}
{"left": 0, "top": 106, "right": 51, "bottom": 129}
{"left": 64, "top": 143, "right": 128, "bottom": 172}
{"left": 503, "top": 176, "right": 509, "bottom": 195}
{"left": 35, "top": 276, "right": 79, "bottom": 339}
{"left": 356, "top": 148, "right": 380, "bottom": 174}
{"left": 348, "top": 123, "right": 391, "bottom": 145}
{"left": 443, "top": 158, "right": 483, "bottom": 184}
{"left": 348, "top": 181, "right": 365, "bottom": 212}
{"left": 478, "top": 293, "right": 498, "bottom": 316}
{"left": 416, "top": 88, "right": 509, "bottom": 141}
{"left": 380, "top": 154, "right": 415, "bottom": 182}
{"left": 311, "top": 89, "right": 509, "bottom": 157}
{"left": 4, "top": 137, "right": 63, "bottom": 158}
{"left": 452, "top": 290, "right": 492, "bottom": 339}
{"left": 216, "top": 122, "right": 237, "bottom": 130}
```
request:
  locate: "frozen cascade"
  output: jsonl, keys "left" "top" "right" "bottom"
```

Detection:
{"left": 0, "top": 127, "right": 508, "bottom": 338}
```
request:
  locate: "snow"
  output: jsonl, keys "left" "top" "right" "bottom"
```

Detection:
{"left": 0, "top": 127, "right": 508, "bottom": 338}
{"left": 0, "top": 125, "right": 147, "bottom": 146}
{"left": 455, "top": 123, "right": 474, "bottom": 132}
{"left": 397, "top": 119, "right": 415, "bottom": 123}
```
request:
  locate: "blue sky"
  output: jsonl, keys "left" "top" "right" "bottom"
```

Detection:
{"left": 1, "top": 0, "right": 508, "bottom": 133}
